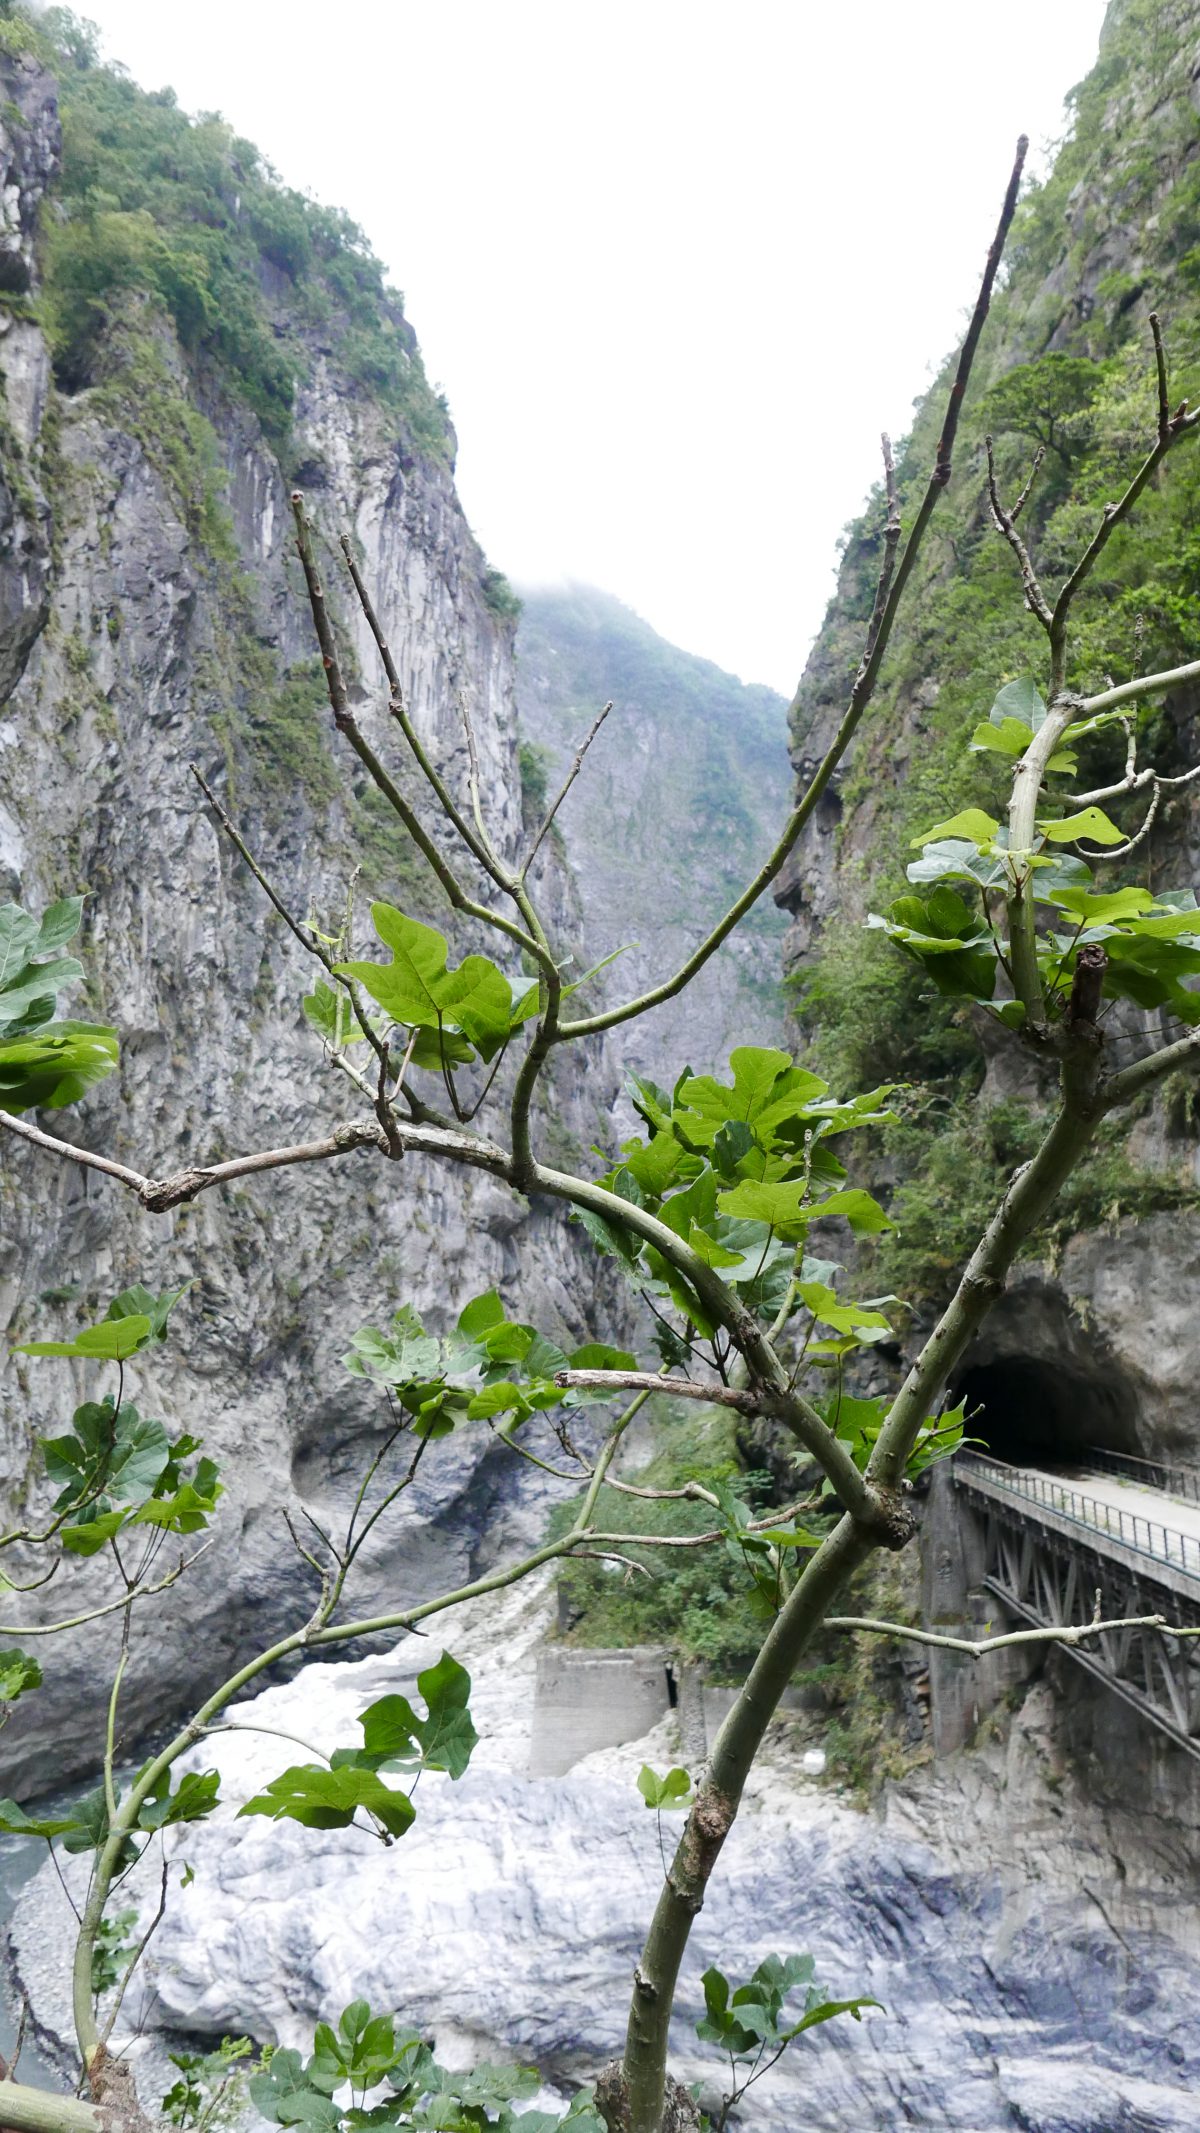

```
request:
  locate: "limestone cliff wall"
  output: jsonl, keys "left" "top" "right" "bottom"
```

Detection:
{"left": 0, "top": 45, "right": 619, "bottom": 1794}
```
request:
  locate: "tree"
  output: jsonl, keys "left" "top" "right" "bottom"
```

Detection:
{"left": 2, "top": 135, "right": 1200, "bottom": 2133}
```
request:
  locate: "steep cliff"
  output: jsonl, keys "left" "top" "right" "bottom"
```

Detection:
{"left": 514, "top": 586, "right": 790, "bottom": 1082}
{"left": 780, "top": 0, "right": 1200, "bottom": 1454}
{"left": 0, "top": 13, "right": 620, "bottom": 1793}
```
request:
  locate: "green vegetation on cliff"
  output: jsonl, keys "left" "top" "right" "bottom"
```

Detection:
{"left": 794, "top": 0, "right": 1200, "bottom": 1302}
{"left": 1, "top": 4, "right": 451, "bottom": 459}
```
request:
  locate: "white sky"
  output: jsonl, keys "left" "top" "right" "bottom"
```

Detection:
{"left": 76, "top": 1, "right": 1110, "bottom": 693}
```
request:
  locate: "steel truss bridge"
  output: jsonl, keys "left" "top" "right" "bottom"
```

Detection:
{"left": 953, "top": 1449, "right": 1200, "bottom": 1760}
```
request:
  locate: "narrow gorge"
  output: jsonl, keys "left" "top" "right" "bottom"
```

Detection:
{"left": 3, "top": 5, "right": 1200, "bottom": 2133}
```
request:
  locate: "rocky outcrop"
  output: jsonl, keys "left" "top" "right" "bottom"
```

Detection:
{"left": 0, "top": 48, "right": 619, "bottom": 1795}
{"left": 13, "top": 1581, "right": 1200, "bottom": 2133}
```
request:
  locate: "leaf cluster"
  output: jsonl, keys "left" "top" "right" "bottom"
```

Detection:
{"left": 343, "top": 1288, "right": 634, "bottom": 1439}
{"left": 869, "top": 678, "right": 1200, "bottom": 1028}
{"left": 238, "top": 1654, "right": 478, "bottom": 1844}
{"left": 697, "top": 1952, "right": 879, "bottom": 2070}
{"left": 0, "top": 899, "right": 116, "bottom": 1114}
{"left": 249, "top": 1999, "right": 603, "bottom": 2132}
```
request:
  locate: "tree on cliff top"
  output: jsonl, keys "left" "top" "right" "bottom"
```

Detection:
{"left": 3, "top": 27, "right": 1200, "bottom": 2133}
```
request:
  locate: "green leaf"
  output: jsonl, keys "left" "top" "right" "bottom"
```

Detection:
{"left": 107, "top": 1410, "right": 172, "bottom": 1501}
{"left": 567, "top": 1342, "right": 638, "bottom": 1374}
{"left": 716, "top": 1178, "right": 813, "bottom": 1232}
{"left": 781, "top": 1995, "right": 882, "bottom": 2040}
{"left": 910, "top": 808, "right": 1000, "bottom": 848}
{"left": 355, "top": 1653, "right": 478, "bottom": 1780}
{"left": 1038, "top": 806, "right": 1124, "bottom": 846}
{"left": 61, "top": 1508, "right": 131, "bottom": 1556}
{"left": 989, "top": 675, "right": 1046, "bottom": 731}
{"left": 337, "top": 904, "right": 516, "bottom": 1061}
{"left": 673, "top": 1049, "right": 828, "bottom": 1151}
{"left": 906, "top": 838, "right": 1009, "bottom": 891}
{"left": 969, "top": 715, "right": 1032, "bottom": 758}
{"left": 250, "top": 2052, "right": 342, "bottom": 2133}
{"left": 106, "top": 1283, "right": 188, "bottom": 1341}
{"left": 237, "top": 1763, "right": 416, "bottom": 1839}
{"left": 457, "top": 1290, "right": 506, "bottom": 1340}
{"left": 637, "top": 1764, "right": 692, "bottom": 1810}
{"left": 18, "top": 1313, "right": 154, "bottom": 1361}
{"left": 0, "top": 1022, "right": 118, "bottom": 1114}
{"left": 34, "top": 898, "right": 84, "bottom": 956}
{"left": 138, "top": 1768, "right": 221, "bottom": 1830}
{"left": 0, "top": 1649, "right": 41, "bottom": 1703}
{"left": 0, "top": 1795, "right": 87, "bottom": 1840}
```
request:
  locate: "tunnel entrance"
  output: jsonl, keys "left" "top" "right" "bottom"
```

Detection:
{"left": 953, "top": 1353, "right": 1140, "bottom": 1469}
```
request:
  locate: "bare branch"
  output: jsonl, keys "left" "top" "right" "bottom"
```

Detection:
{"left": 521, "top": 701, "right": 613, "bottom": 879}
{"left": 0, "top": 1546, "right": 212, "bottom": 1638}
{"left": 1010, "top": 443, "right": 1045, "bottom": 524}
{"left": 1101, "top": 1022, "right": 1200, "bottom": 1111}
{"left": 137, "top": 1122, "right": 387, "bottom": 1210}
{"left": 1048, "top": 324, "right": 1200, "bottom": 678}
{"left": 824, "top": 1611, "right": 1179, "bottom": 1656}
{"left": 1077, "top": 654, "right": 1200, "bottom": 718}
{"left": 291, "top": 499, "right": 550, "bottom": 971}
{"left": 336, "top": 532, "right": 514, "bottom": 893}
{"left": 0, "top": 1110, "right": 150, "bottom": 1194}
{"left": 986, "top": 434, "right": 1053, "bottom": 633}
{"left": 555, "top": 1368, "right": 764, "bottom": 1413}
{"left": 1150, "top": 310, "right": 1171, "bottom": 443}
{"left": 859, "top": 434, "right": 902, "bottom": 665}
{"left": 190, "top": 765, "right": 389, "bottom": 1071}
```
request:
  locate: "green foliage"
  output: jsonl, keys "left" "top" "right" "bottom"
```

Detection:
{"left": 90, "top": 1907, "right": 137, "bottom": 1995}
{"left": 0, "top": 1647, "right": 41, "bottom": 1705}
{"left": 237, "top": 1762, "right": 416, "bottom": 1843}
{"left": 0, "top": 897, "right": 117, "bottom": 1114}
{"left": 481, "top": 567, "right": 522, "bottom": 622}
{"left": 161, "top": 2037, "right": 255, "bottom": 2133}
{"left": 339, "top": 904, "right": 530, "bottom": 1067}
{"left": 795, "top": 4, "right": 1200, "bottom": 1144}
{"left": 697, "top": 1952, "right": 877, "bottom": 2057}
{"left": 239, "top": 1656, "right": 478, "bottom": 1841}
{"left": 25, "top": 16, "right": 451, "bottom": 455}
{"left": 637, "top": 1764, "right": 693, "bottom": 1811}
{"left": 552, "top": 1406, "right": 780, "bottom": 1676}
{"left": 517, "top": 739, "right": 551, "bottom": 819}
{"left": 247, "top": 1999, "right": 603, "bottom": 2132}
{"left": 15, "top": 1283, "right": 223, "bottom": 1553}
{"left": 583, "top": 1048, "right": 897, "bottom": 1348}
{"left": 340, "top": 1289, "right": 625, "bottom": 1440}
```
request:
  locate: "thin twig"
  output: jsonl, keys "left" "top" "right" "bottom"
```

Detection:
{"left": 860, "top": 434, "right": 902, "bottom": 664}
{"left": 337, "top": 531, "right": 513, "bottom": 892}
{"left": 823, "top": 1611, "right": 1180, "bottom": 1655}
{"left": 985, "top": 435, "right": 1053, "bottom": 633}
{"left": 191, "top": 765, "right": 389, "bottom": 1070}
{"left": 521, "top": 702, "right": 613, "bottom": 878}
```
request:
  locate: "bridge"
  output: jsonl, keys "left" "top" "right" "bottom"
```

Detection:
{"left": 936, "top": 1449, "right": 1200, "bottom": 1760}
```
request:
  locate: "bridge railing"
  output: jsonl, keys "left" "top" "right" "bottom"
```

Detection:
{"left": 955, "top": 1451, "right": 1200, "bottom": 1581}
{"left": 1080, "top": 1446, "right": 1200, "bottom": 1506}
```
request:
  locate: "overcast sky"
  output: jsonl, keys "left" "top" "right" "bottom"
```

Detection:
{"left": 76, "top": 1, "right": 1110, "bottom": 693}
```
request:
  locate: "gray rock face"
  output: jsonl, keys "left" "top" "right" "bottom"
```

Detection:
{"left": 0, "top": 51, "right": 620, "bottom": 1797}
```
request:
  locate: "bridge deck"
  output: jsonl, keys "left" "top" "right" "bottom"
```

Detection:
{"left": 954, "top": 1454, "right": 1200, "bottom": 1603}
{"left": 950, "top": 1452, "right": 1200, "bottom": 1755}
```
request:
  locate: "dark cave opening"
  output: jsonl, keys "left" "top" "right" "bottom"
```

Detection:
{"left": 952, "top": 1354, "right": 1140, "bottom": 1470}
